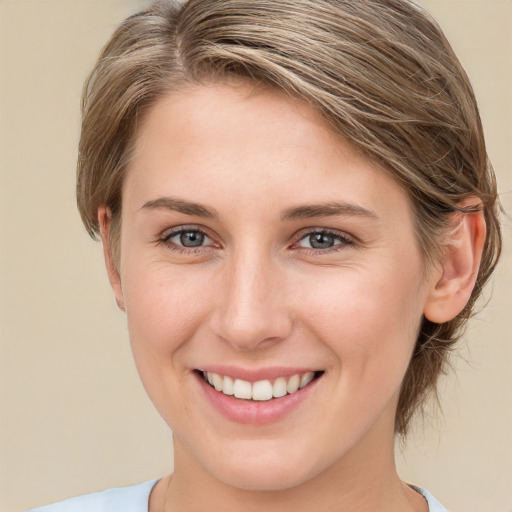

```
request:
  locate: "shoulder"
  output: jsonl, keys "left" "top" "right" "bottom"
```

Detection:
{"left": 411, "top": 485, "right": 449, "bottom": 512}
{"left": 26, "top": 479, "right": 159, "bottom": 512}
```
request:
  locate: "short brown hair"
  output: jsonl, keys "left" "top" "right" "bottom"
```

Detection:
{"left": 77, "top": 0, "right": 502, "bottom": 435}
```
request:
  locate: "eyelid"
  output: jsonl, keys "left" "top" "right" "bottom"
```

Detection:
{"left": 291, "top": 227, "right": 355, "bottom": 252}
{"left": 156, "top": 224, "right": 355, "bottom": 254}
{"left": 158, "top": 224, "right": 220, "bottom": 251}
{"left": 161, "top": 225, "right": 209, "bottom": 242}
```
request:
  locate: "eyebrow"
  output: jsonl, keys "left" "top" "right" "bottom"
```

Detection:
{"left": 140, "top": 197, "right": 219, "bottom": 219}
{"left": 140, "top": 196, "right": 377, "bottom": 222}
{"left": 281, "top": 202, "right": 377, "bottom": 221}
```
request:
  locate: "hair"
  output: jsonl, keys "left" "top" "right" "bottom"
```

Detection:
{"left": 76, "top": 0, "right": 501, "bottom": 435}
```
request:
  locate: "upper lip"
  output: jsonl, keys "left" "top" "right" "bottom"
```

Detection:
{"left": 195, "top": 365, "right": 323, "bottom": 382}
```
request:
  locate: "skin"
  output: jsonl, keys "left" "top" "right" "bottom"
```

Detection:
{"left": 99, "top": 81, "right": 485, "bottom": 512}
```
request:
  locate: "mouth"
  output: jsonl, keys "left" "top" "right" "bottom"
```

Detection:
{"left": 196, "top": 369, "right": 324, "bottom": 401}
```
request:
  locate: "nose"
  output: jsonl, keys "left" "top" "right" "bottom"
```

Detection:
{"left": 210, "top": 248, "right": 293, "bottom": 351}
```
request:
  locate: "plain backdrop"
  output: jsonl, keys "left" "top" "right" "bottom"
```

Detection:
{"left": 0, "top": 1, "right": 511, "bottom": 511}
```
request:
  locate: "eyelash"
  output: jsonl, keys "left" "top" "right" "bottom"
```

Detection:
{"left": 157, "top": 227, "right": 354, "bottom": 255}
{"left": 159, "top": 226, "right": 215, "bottom": 254}
{"left": 293, "top": 229, "right": 354, "bottom": 255}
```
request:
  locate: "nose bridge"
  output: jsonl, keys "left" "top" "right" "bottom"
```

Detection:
{"left": 214, "top": 243, "right": 291, "bottom": 350}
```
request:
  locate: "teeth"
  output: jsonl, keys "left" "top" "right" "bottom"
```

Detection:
{"left": 299, "top": 371, "right": 314, "bottom": 389}
{"left": 233, "top": 379, "right": 252, "bottom": 399}
{"left": 212, "top": 373, "right": 223, "bottom": 391}
{"left": 273, "top": 377, "right": 287, "bottom": 398}
{"left": 252, "top": 380, "right": 273, "bottom": 401}
{"left": 286, "top": 374, "right": 300, "bottom": 394}
{"left": 223, "top": 376, "right": 234, "bottom": 396}
{"left": 202, "top": 371, "right": 319, "bottom": 401}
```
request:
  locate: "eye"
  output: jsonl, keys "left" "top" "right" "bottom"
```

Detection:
{"left": 296, "top": 229, "right": 353, "bottom": 251}
{"left": 161, "top": 227, "right": 215, "bottom": 250}
{"left": 174, "top": 230, "right": 206, "bottom": 247}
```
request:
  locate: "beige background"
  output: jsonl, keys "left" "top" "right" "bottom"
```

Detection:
{"left": 0, "top": 1, "right": 510, "bottom": 511}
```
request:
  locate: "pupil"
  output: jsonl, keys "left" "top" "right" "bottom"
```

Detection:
{"left": 180, "top": 231, "right": 204, "bottom": 247}
{"left": 310, "top": 233, "right": 333, "bottom": 249}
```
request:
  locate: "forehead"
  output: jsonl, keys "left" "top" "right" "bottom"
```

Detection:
{"left": 125, "top": 81, "right": 412, "bottom": 224}
{"left": 132, "top": 81, "right": 345, "bottom": 163}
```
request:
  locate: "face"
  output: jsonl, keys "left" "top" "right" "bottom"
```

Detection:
{"left": 107, "top": 82, "right": 438, "bottom": 491}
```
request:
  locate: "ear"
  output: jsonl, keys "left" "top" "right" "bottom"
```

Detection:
{"left": 423, "top": 200, "right": 486, "bottom": 324}
{"left": 98, "top": 206, "right": 125, "bottom": 312}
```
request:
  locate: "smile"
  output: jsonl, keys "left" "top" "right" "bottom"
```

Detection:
{"left": 200, "top": 370, "right": 322, "bottom": 401}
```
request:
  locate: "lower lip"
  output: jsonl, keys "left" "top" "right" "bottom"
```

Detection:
{"left": 195, "top": 372, "right": 321, "bottom": 425}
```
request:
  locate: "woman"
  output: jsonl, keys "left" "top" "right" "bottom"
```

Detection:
{"left": 28, "top": 0, "right": 502, "bottom": 511}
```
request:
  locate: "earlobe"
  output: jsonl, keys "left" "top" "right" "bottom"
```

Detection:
{"left": 423, "top": 201, "right": 486, "bottom": 324}
{"left": 98, "top": 206, "right": 125, "bottom": 312}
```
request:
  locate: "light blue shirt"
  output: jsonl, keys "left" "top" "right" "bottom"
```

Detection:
{"left": 26, "top": 479, "right": 448, "bottom": 511}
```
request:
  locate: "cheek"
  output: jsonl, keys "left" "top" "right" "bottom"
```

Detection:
{"left": 121, "top": 259, "right": 212, "bottom": 357}
{"left": 295, "top": 264, "right": 425, "bottom": 376}
{"left": 120, "top": 261, "right": 215, "bottom": 426}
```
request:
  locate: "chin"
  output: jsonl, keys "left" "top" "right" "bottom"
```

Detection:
{"left": 196, "top": 438, "right": 332, "bottom": 492}
{"left": 213, "top": 461, "right": 313, "bottom": 492}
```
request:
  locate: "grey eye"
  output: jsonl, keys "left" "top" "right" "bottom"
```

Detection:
{"left": 178, "top": 230, "right": 205, "bottom": 247}
{"left": 297, "top": 230, "right": 352, "bottom": 251}
{"left": 306, "top": 232, "right": 336, "bottom": 249}
{"left": 164, "top": 229, "right": 212, "bottom": 248}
